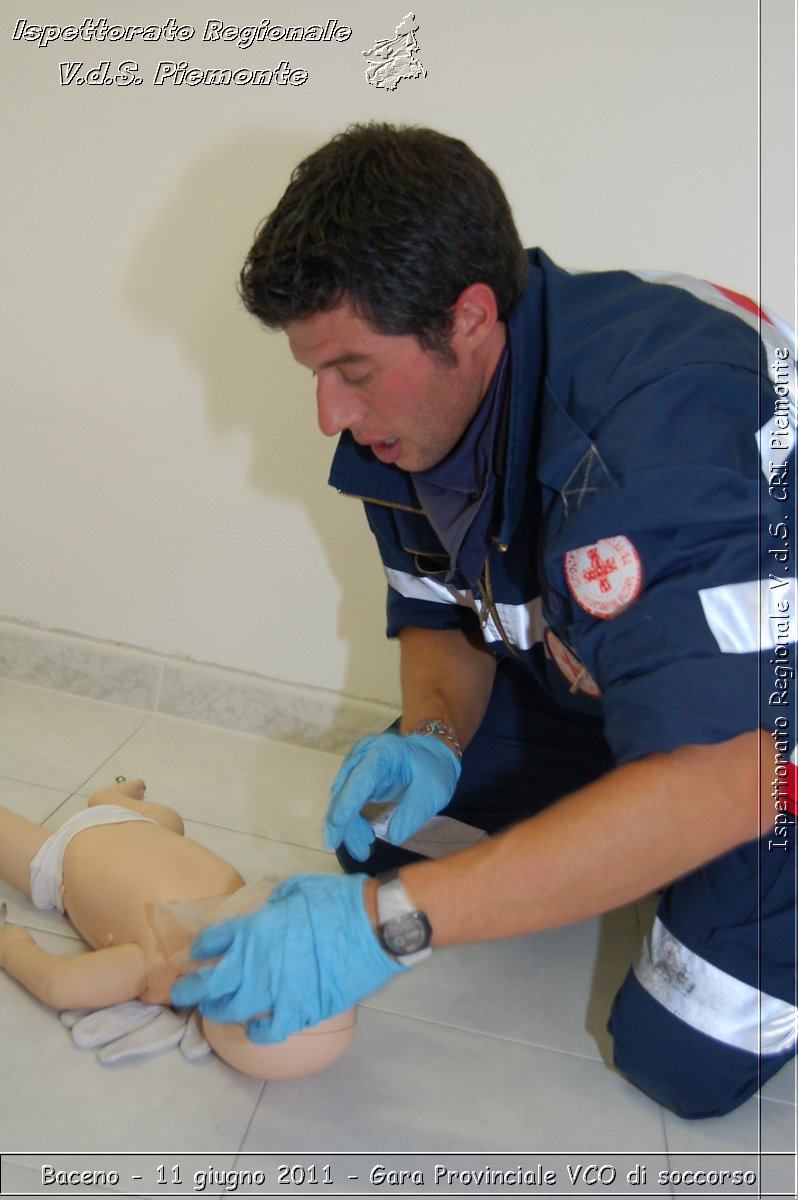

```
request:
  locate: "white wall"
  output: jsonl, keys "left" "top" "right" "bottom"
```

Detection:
{"left": 1, "top": 0, "right": 794, "bottom": 707}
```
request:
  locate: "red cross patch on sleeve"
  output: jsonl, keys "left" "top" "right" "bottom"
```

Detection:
{"left": 564, "top": 536, "right": 643, "bottom": 619}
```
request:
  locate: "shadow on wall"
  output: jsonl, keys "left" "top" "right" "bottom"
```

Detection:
{"left": 122, "top": 128, "right": 395, "bottom": 704}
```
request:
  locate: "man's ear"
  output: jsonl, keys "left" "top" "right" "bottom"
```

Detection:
{"left": 450, "top": 282, "right": 500, "bottom": 350}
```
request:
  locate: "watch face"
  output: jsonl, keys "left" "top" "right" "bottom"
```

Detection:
{"left": 383, "top": 912, "right": 431, "bottom": 956}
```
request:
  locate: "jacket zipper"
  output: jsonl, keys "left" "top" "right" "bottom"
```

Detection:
{"left": 477, "top": 560, "right": 524, "bottom": 663}
{"left": 336, "top": 488, "right": 424, "bottom": 515}
{"left": 340, "top": 488, "right": 522, "bottom": 660}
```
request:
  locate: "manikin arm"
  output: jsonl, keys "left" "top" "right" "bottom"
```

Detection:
{"left": 0, "top": 922, "right": 147, "bottom": 1010}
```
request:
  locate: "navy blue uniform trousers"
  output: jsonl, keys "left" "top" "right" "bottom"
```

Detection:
{"left": 336, "top": 661, "right": 797, "bottom": 1119}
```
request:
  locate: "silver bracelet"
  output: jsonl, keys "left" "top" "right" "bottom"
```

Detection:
{"left": 411, "top": 717, "right": 463, "bottom": 760}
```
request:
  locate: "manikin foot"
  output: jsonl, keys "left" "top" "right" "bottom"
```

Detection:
{"left": 88, "top": 778, "right": 146, "bottom": 806}
{"left": 85, "top": 778, "right": 183, "bottom": 835}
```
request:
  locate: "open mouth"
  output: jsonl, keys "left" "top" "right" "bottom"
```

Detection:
{"left": 372, "top": 437, "right": 403, "bottom": 463}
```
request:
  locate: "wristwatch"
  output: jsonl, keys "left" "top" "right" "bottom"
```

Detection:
{"left": 375, "top": 869, "right": 432, "bottom": 965}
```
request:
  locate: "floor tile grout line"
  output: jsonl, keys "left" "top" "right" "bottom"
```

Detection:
{"left": 0, "top": 774, "right": 77, "bottom": 794}
{"left": 2, "top": 718, "right": 157, "bottom": 826}
{"left": 0, "top": 776, "right": 83, "bottom": 829}
{"left": 232, "top": 1087, "right": 268, "bottom": 1161}
{"left": 357, "top": 1001, "right": 616, "bottom": 1068}
{"left": 64, "top": 716, "right": 156, "bottom": 803}
{"left": 180, "top": 824, "right": 333, "bottom": 861}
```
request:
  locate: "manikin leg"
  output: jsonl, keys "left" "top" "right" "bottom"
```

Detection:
{"left": 0, "top": 806, "right": 49, "bottom": 898}
{"left": 87, "top": 778, "right": 185, "bottom": 835}
{"left": 0, "top": 781, "right": 152, "bottom": 1009}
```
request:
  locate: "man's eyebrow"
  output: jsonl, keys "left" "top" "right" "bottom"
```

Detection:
{"left": 317, "top": 352, "right": 372, "bottom": 370}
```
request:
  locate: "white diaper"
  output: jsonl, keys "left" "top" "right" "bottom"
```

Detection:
{"left": 29, "top": 805, "right": 156, "bottom": 913}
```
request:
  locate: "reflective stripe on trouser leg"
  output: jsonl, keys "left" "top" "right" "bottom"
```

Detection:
{"left": 634, "top": 915, "right": 798, "bottom": 1056}
{"left": 609, "top": 828, "right": 796, "bottom": 1116}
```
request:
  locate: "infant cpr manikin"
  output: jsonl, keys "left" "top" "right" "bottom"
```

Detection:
{"left": 0, "top": 779, "right": 355, "bottom": 1079}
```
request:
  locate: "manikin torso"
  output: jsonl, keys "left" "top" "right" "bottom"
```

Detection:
{"left": 62, "top": 819, "right": 244, "bottom": 1004}
{"left": 0, "top": 781, "right": 355, "bottom": 1080}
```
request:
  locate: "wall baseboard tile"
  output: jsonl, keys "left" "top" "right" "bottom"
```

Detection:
{"left": 0, "top": 620, "right": 397, "bottom": 755}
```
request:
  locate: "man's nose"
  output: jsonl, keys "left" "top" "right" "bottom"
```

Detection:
{"left": 316, "top": 376, "right": 364, "bottom": 437}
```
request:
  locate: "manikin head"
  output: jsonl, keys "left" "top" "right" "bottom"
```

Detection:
{"left": 153, "top": 883, "right": 357, "bottom": 1080}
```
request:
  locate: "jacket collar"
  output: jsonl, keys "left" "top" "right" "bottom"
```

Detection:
{"left": 328, "top": 429, "right": 423, "bottom": 510}
{"left": 494, "top": 249, "right": 546, "bottom": 548}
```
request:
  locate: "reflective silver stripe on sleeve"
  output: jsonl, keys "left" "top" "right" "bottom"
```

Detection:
{"left": 384, "top": 567, "right": 476, "bottom": 609}
{"left": 698, "top": 577, "right": 798, "bottom": 654}
{"left": 493, "top": 597, "right": 544, "bottom": 650}
{"left": 384, "top": 568, "right": 544, "bottom": 649}
{"left": 630, "top": 269, "right": 797, "bottom": 476}
{"left": 634, "top": 916, "right": 798, "bottom": 1056}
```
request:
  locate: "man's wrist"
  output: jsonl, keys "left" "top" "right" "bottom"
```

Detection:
{"left": 374, "top": 869, "right": 432, "bottom": 963}
{"left": 403, "top": 716, "right": 463, "bottom": 760}
{"left": 363, "top": 877, "right": 379, "bottom": 930}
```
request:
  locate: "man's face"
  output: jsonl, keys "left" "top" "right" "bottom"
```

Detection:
{"left": 285, "top": 301, "right": 492, "bottom": 473}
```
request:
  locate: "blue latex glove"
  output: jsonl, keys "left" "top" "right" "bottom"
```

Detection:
{"left": 324, "top": 732, "right": 462, "bottom": 861}
{"left": 171, "top": 873, "right": 404, "bottom": 1044}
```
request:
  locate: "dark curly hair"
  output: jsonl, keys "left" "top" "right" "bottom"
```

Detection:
{"left": 239, "top": 123, "right": 528, "bottom": 362}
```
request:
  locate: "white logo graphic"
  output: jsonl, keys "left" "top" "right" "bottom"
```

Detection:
{"left": 363, "top": 12, "right": 426, "bottom": 91}
{"left": 564, "top": 536, "right": 642, "bottom": 619}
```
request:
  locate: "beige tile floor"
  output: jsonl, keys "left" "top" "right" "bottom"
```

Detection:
{"left": 0, "top": 680, "right": 794, "bottom": 1198}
